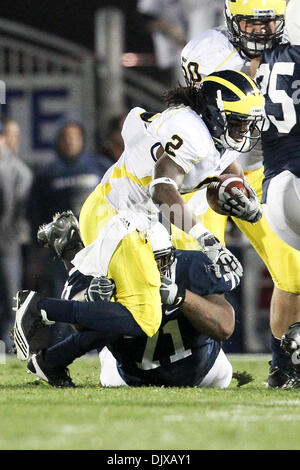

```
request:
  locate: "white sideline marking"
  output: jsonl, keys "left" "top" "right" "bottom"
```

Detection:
{"left": 228, "top": 354, "right": 271, "bottom": 362}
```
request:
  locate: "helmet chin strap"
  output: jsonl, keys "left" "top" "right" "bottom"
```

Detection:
{"left": 240, "top": 36, "right": 271, "bottom": 56}
{"left": 224, "top": 130, "right": 250, "bottom": 152}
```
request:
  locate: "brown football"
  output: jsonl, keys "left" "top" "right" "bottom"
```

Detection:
{"left": 206, "top": 174, "right": 249, "bottom": 215}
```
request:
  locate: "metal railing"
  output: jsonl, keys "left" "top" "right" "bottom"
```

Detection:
{"left": 0, "top": 17, "right": 96, "bottom": 152}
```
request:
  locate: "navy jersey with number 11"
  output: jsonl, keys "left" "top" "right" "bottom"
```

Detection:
{"left": 107, "top": 250, "right": 239, "bottom": 387}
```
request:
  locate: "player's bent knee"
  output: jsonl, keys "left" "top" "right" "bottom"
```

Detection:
{"left": 99, "top": 347, "right": 128, "bottom": 387}
{"left": 197, "top": 349, "right": 233, "bottom": 388}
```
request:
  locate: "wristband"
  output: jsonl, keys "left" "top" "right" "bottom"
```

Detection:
{"left": 149, "top": 177, "right": 178, "bottom": 197}
{"left": 174, "top": 282, "right": 186, "bottom": 307}
{"left": 188, "top": 222, "right": 209, "bottom": 240}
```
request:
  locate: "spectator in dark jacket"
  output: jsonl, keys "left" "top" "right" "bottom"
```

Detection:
{"left": 0, "top": 121, "right": 32, "bottom": 349}
{"left": 26, "top": 118, "right": 109, "bottom": 299}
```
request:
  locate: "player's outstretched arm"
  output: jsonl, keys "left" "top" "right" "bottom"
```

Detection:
{"left": 160, "top": 275, "right": 235, "bottom": 342}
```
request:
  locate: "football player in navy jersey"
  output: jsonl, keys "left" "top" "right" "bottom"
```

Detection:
{"left": 250, "top": 1, "right": 300, "bottom": 387}
{"left": 12, "top": 219, "right": 244, "bottom": 389}
{"left": 99, "top": 247, "right": 239, "bottom": 389}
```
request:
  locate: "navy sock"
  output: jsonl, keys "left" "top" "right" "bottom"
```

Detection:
{"left": 73, "top": 301, "right": 145, "bottom": 337}
{"left": 270, "top": 334, "right": 289, "bottom": 369}
{"left": 44, "top": 331, "right": 110, "bottom": 368}
{"left": 38, "top": 297, "right": 145, "bottom": 337}
{"left": 38, "top": 298, "right": 76, "bottom": 324}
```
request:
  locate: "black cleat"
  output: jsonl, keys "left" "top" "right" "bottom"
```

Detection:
{"left": 267, "top": 323, "right": 300, "bottom": 389}
{"left": 267, "top": 361, "right": 300, "bottom": 388}
{"left": 37, "top": 210, "right": 84, "bottom": 258}
{"left": 13, "top": 290, "right": 55, "bottom": 361}
{"left": 28, "top": 352, "right": 76, "bottom": 388}
{"left": 281, "top": 374, "right": 300, "bottom": 389}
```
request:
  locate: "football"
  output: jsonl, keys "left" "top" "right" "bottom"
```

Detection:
{"left": 206, "top": 174, "right": 249, "bottom": 215}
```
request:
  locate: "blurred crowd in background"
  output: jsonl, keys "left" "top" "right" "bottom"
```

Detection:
{"left": 0, "top": 0, "right": 251, "bottom": 351}
{"left": 0, "top": 113, "right": 127, "bottom": 348}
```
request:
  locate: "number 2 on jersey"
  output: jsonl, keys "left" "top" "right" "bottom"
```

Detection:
{"left": 165, "top": 135, "right": 184, "bottom": 157}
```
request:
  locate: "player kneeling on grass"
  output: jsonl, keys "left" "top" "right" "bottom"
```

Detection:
{"left": 13, "top": 212, "right": 251, "bottom": 388}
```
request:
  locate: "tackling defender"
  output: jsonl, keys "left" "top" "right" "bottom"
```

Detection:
{"left": 180, "top": 0, "right": 300, "bottom": 388}
{"left": 13, "top": 216, "right": 245, "bottom": 389}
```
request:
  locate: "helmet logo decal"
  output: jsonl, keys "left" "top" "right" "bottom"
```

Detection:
{"left": 253, "top": 8, "right": 275, "bottom": 18}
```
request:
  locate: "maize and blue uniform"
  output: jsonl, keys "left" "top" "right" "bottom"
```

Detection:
{"left": 77, "top": 105, "right": 240, "bottom": 337}
{"left": 180, "top": 27, "right": 300, "bottom": 292}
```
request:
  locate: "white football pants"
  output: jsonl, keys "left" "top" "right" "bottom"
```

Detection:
{"left": 99, "top": 346, "right": 232, "bottom": 389}
{"left": 263, "top": 170, "right": 300, "bottom": 251}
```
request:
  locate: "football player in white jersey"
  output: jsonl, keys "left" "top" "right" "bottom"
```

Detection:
{"left": 180, "top": 0, "right": 300, "bottom": 388}
{"left": 286, "top": 0, "right": 300, "bottom": 45}
{"left": 76, "top": 69, "right": 263, "bottom": 344}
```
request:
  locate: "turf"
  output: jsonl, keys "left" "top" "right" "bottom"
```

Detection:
{"left": 0, "top": 354, "right": 300, "bottom": 451}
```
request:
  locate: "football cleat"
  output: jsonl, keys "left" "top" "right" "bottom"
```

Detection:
{"left": 37, "top": 210, "right": 84, "bottom": 258}
{"left": 281, "top": 322, "right": 300, "bottom": 363}
{"left": 266, "top": 361, "right": 300, "bottom": 389}
{"left": 267, "top": 362, "right": 293, "bottom": 388}
{"left": 28, "top": 351, "right": 76, "bottom": 388}
{"left": 13, "top": 290, "right": 55, "bottom": 361}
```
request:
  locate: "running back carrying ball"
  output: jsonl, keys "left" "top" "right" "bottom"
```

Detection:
{"left": 206, "top": 174, "right": 261, "bottom": 223}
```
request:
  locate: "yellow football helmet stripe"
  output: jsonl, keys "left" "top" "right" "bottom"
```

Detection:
{"left": 202, "top": 75, "right": 246, "bottom": 99}
{"left": 227, "top": 0, "right": 286, "bottom": 17}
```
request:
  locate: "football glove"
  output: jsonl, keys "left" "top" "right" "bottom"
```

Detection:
{"left": 160, "top": 275, "right": 186, "bottom": 307}
{"left": 219, "top": 181, "right": 262, "bottom": 224}
{"left": 85, "top": 276, "right": 115, "bottom": 303}
{"left": 281, "top": 322, "right": 300, "bottom": 365}
{"left": 198, "top": 233, "right": 243, "bottom": 279}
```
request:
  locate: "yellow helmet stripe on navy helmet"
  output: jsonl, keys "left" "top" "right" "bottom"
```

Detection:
{"left": 202, "top": 75, "right": 246, "bottom": 99}
{"left": 202, "top": 70, "right": 260, "bottom": 97}
{"left": 202, "top": 71, "right": 264, "bottom": 116}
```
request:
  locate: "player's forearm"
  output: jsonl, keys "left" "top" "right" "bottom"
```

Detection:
{"left": 181, "top": 290, "right": 235, "bottom": 341}
{"left": 151, "top": 153, "right": 208, "bottom": 235}
{"left": 223, "top": 161, "right": 244, "bottom": 177}
{"left": 152, "top": 183, "right": 198, "bottom": 233}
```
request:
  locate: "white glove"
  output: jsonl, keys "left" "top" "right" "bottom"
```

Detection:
{"left": 85, "top": 276, "right": 115, "bottom": 302}
{"left": 219, "top": 181, "right": 262, "bottom": 224}
{"left": 198, "top": 233, "right": 243, "bottom": 279}
{"left": 160, "top": 275, "right": 186, "bottom": 306}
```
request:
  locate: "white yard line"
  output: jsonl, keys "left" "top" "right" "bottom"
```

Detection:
{"left": 228, "top": 354, "right": 271, "bottom": 361}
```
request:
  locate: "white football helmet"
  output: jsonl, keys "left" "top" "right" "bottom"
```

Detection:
{"left": 147, "top": 222, "right": 176, "bottom": 278}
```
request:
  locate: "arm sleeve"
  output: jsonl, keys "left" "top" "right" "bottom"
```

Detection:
{"left": 187, "top": 251, "right": 240, "bottom": 296}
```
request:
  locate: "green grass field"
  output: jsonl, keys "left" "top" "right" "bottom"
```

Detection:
{"left": 1, "top": 354, "right": 300, "bottom": 451}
